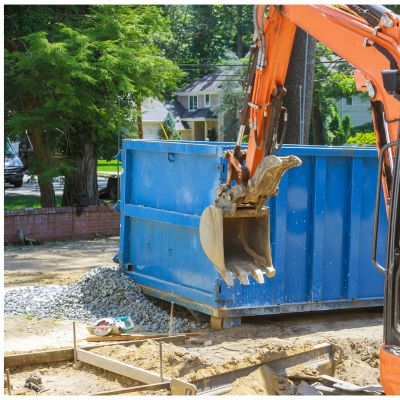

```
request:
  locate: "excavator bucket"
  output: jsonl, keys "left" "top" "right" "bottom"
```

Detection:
{"left": 200, "top": 154, "right": 302, "bottom": 286}
{"left": 200, "top": 205, "right": 273, "bottom": 286}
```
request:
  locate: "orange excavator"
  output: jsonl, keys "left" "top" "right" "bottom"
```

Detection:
{"left": 199, "top": 4, "right": 400, "bottom": 394}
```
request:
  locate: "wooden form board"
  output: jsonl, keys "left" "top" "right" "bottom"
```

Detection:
{"left": 77, "top": 348, "right": 169, "bottom": 384}
{"left": 4, "top": 334, "right": 186, "bottom": 368}
{"left": 93, "top": 382, "right": 171, "bottom": 396}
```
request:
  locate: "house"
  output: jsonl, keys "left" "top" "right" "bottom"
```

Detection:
{"left": 142, "top": 72, "right": 238, "bottom": 141}
{"left": 173, "top": 72, "right": 223, "bottom": 141}
{"left": 336, "top": 95, "right": 372, "bottom": 127}
{"left": 141, "top": 98, "right": 191, "bottom": 140}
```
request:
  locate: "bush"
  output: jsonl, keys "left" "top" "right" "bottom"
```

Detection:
{"left": 159, "top": 113, "right": 181, "bottom": 140}
{"left": 346, "top": 132, "right": 376, "bottom": 145}
{"left": 350, "top": 122, "right": 373, "bottom": 135}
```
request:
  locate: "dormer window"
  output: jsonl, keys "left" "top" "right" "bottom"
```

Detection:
{"left": 189, "top": 95, "right": 198, "bottom": 111}
{"left": 205, "top": 94, "right": 210, "bottom": 107}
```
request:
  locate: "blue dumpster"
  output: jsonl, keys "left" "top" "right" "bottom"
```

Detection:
{"left": 117, "top": 140, "right": 386, "bottom": 326}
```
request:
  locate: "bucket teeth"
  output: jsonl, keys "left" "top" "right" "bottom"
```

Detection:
{"left": 234, "top": 265, "right": 250, "bottom": 285}
{"left": 264, "top": 265, "right": 276, "bottom": 278}
{"left": 228, "top": 263, "right": 272, "bottom": 285}
{"left": 252, "top": 268, "right": 265, "bottom": 284}
{"left": 222, "top": 271, "right": 235, "bottom": 287}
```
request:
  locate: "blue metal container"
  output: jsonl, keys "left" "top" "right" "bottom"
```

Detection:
{"left": 117, "top": 140, "right": 386, "bottom": 326}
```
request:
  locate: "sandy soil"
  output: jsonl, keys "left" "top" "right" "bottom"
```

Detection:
{"left": 4, "top": 237, "right": 119, "bottom": 287}
{"left": 6, "top": 362, "right": 140, "bottom": 396}
{"left": 3, "top": 238, "right": 384, "bottom": 395}
{"left": 88, "top": 310, "right": 382, "bottom": 388}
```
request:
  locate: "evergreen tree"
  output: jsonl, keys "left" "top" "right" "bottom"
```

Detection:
{"left": 160, "top": 113, "right": 180, "bottom": 140}
{"left": 5, "top": 5, "right": 182, "bottom": 207}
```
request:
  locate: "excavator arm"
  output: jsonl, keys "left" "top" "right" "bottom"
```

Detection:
{"left": 200, "top": 4, "right": 399, "bottom": 285}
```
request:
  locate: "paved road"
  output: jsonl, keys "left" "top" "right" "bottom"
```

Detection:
{"left": 4, "top": 175, "right": 108, "bottom": 196}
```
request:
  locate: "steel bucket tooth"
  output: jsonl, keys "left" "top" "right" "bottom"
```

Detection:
{"left": 199, "top": 206, "right": 274, "bottom": 286}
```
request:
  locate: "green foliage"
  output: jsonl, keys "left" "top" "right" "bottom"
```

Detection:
{"left": 387, "top": 5, "right": 400, "bottom": 14}
{"left": 347, "top": 132, "right": 376, "bottom": 145}
{"left": 97, "top": 159, "right": 120, "bottom": 173}
{"left": 4, "top": 194, "right": 62, "bottom": 210}
{"left": 5, "top": 5, "right": 183, "bottom": 177}
{"left": 350, "top": 121, "right": 373, "bottom": 135}
{"left": 313, "top": 43, "right": 360, "bottom": 144}
{"left": 160, "top": 113, "right": 181, "bottom": 140}
{"left": 341, "top": 114, "right": 352, "bottom": 137}
{"left": 324, "top": 105, "right": 352, "bottom": 145}
{"left": 162, "top": 5, "right": 253, "bottom": 83}
{"left": 212, "top": 51, "right": 246, "bottom": 140}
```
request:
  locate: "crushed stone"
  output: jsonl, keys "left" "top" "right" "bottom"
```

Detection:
{"left": 4, "top": 266, "right": 201, "bottom": 333}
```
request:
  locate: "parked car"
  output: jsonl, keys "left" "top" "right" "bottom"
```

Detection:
{"left": 5, "top": 139, "right": 24, "bottom": 187}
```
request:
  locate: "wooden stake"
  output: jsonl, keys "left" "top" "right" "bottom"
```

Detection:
{"left": 159, "top": 342, "right": 163, "bottom": 382}
{"left": 6, "top": 368, "right": 11, "bottom": 395}
{"left": 73, "top": 321, "right": 77, "bottom": 364}
{"left": 169, "top": 302, "right": 174, "bottom": 336}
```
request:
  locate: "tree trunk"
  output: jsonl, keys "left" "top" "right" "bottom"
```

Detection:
{"left": 62, "top": 138, "right": 98, "bottom": 207}
{"left": 311, "top": 100, "right": 325, "bottom": 145}
{"left": 31, "top": 126, "right": 56, "bottom": 208}
{"left": 235, "top": 6, "right": 244, "bottom": 58}
{"left": 282, "top": 29, "right": 316, "bottom": 144}
{"left": 136, "top": 102, "right": 143, "bottom": 139}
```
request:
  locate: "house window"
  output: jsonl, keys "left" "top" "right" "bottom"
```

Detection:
{"left": 189, "top": 95, "right": 198, "bottom": 111}
{"left": 205, "top": 94, "right": 210, "bottom": 107}
{"left": 346, "top": 97, "right": 353, "bottom": 106}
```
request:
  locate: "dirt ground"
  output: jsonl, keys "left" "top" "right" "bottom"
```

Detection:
{"left": 4, "top": 237, "right": 119, "bottom": 287}
{"left": 4, "top": 239, "right": 384, "bottom": 395}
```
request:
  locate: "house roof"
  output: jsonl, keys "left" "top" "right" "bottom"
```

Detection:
{"left": 175, "top": 72, "right": 225, "bottom": 94}
{"left": 181, "top": 108, "right": 217, "bottom": 120}
{"left": 141, "top": 98, "right": 189, "bottom": 130}
{"left": 141, "top": 98, "right": 169, "bottom": 122}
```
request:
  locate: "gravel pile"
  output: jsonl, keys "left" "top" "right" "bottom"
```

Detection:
{"left": 5, "top": 266, "right": 201, "bottom": 332}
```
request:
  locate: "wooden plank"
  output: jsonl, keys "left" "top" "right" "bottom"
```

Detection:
{"left": 92, "top": 382, "right": 170, "bottom": 396}
{"left": 76, "top": 348, "right": 169, "bottom": 384}
{"left": 5, "top": 348, "right": 75, "bottom": 368}
{"left": 4, "top": 334, "right": 186, "bottom": 368}
{"left": 86, "top": 334, "right": 170, "bottom": 342}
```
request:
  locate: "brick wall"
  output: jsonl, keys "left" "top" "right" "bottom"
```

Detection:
{"left": 4, "top": 205, "right": 120, "bottom": 244}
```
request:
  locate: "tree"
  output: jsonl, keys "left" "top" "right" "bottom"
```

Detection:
{"left": 311, "top": 43, "right": 359, "bottom": 145}
{"left": 160, "top": 113, "right": 180, "bottom": 140}
{"left": 211, "top": 52, "right": 246, "bottom": 141}
{"left": 282, "top": 29, "right": 316, "bottom": 144}
{"left": 5, "top": 5, "right": 183, "bottom": 207}
{"left": 341, "top": 114, "right": 352, "bottom": 138}
{"left": 162, "top": 5, "right": 253, "bottom": 83}
{"left": 4, "top": 5, "right": 84, "bottom": 207}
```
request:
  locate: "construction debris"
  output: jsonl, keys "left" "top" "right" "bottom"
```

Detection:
{"left": 295, "top": 381, "right": 322, "bottom": 396}
{"left": 186, "top": 337, "right": 212, "bottom": 346}
{"left": 4, "top": 266, "right": 201, "bottom": 332}
{"left": 24, "top": 375, "right": 43, "bottom": 392}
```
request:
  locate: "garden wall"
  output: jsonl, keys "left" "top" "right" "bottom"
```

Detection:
{"left": 4, "top": 205, "right": 119, "bottom": 244}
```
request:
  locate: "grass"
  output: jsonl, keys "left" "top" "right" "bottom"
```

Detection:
{"left": 4, "top": 194, "right": 63, "bottom": 211}
{"left": 5, "top": 194, "right": 115, "bottom": 211}
{"left": 97, "top": 159, "right": 121, "bottom": 173}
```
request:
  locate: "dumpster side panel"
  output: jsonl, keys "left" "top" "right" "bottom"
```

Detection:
{"left": 119, "top": 141, "right": 385, "bottom": 317}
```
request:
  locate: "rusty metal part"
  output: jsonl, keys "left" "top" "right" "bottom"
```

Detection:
{"left": 225, "top": 146, "right": 247, "bottom": 186}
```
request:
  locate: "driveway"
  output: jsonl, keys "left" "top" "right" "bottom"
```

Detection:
{"left": 4, "top": 175, "right": 108, "bottom": 196}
